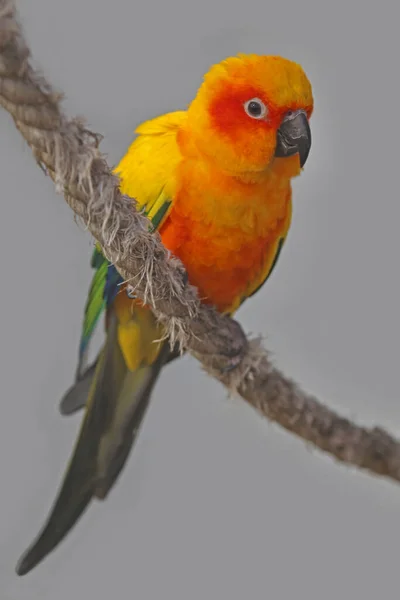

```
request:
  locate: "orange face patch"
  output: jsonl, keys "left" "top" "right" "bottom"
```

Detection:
{"left": 186, "top": 54, "right": 313, "bottom": 175}
{"left": 208, "top": 81, "right": 271, "bottom": 139}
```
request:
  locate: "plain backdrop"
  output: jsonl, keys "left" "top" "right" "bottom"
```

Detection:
{"left": 1, "top": 1, "right": 399, "bottom": 598}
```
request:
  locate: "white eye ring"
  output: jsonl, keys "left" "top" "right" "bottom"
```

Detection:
{"left": 244, "top": 98, "right": 268, "bottom": 120}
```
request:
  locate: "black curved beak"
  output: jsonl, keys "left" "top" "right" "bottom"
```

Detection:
{"left": 275, "top": 109, "right": 311, "bottom": 168}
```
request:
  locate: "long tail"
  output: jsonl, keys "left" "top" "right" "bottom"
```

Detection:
{"left": 16, "top": 309, "right": 170, "bottom": 576}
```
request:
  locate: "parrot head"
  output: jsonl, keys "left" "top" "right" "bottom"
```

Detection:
{"left": 187, "top": 54, "right": 313, "bottom": 177}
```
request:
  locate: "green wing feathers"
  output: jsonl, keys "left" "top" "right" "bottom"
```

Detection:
{"left": 76, "top": 246, "right": 106, "bottom": 378}
{"left": 76, "top": 186, "right": 173, "bottom": 377}
{"left": 144, "top": 188, "right": 172, "bottom": 232}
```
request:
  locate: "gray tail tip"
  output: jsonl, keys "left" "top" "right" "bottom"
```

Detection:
{"left": 15, "top": 552, "right": 35, "bottom": 577}
{"left": 15, "top": 543, "right": 48, "bottom": 577}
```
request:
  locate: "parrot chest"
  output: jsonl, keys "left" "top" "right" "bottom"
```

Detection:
{"left": 160, "top": 168, "right": 292, "bottom": 313}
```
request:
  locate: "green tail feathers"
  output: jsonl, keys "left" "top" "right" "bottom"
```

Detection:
{"left": 16, "top": 313, "right": 170, "bottom": 577}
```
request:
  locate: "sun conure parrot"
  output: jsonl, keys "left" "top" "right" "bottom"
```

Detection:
{"left": 16, "top": 53, "right": 313, "bottom": 576}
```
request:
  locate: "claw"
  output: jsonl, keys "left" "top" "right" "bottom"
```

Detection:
{"left": 220, "top": 351, "right": 245, "bottom": 374}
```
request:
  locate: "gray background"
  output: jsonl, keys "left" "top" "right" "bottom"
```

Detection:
{"left": 1, "top": 0, "right": 399, "bottom": 598}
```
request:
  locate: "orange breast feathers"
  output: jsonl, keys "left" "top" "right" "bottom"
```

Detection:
{"left": 159, "top": 146, "right": 296, "bottom": 314}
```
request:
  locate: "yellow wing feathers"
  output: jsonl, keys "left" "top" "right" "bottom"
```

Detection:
{"left": 113, "top": 111, "right": 186, "bottom": 227}
{"left": 134, "top": 110, "right": 187, "bottom": 136}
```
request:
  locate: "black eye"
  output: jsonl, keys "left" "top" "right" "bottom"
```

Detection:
{"left": 248, "top": 101, "right": 262, "bottom": 116}
{"left": 244, "top": 97, "right": 267, "bottom": 120}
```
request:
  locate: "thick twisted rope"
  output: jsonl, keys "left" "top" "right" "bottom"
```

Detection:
{"left": 1, "top": 0, "right": 400, "bottom": 484}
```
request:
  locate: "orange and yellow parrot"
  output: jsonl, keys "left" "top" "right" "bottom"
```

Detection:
{"left": 16, "top": 54, "right": 313, "bottom": 575}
